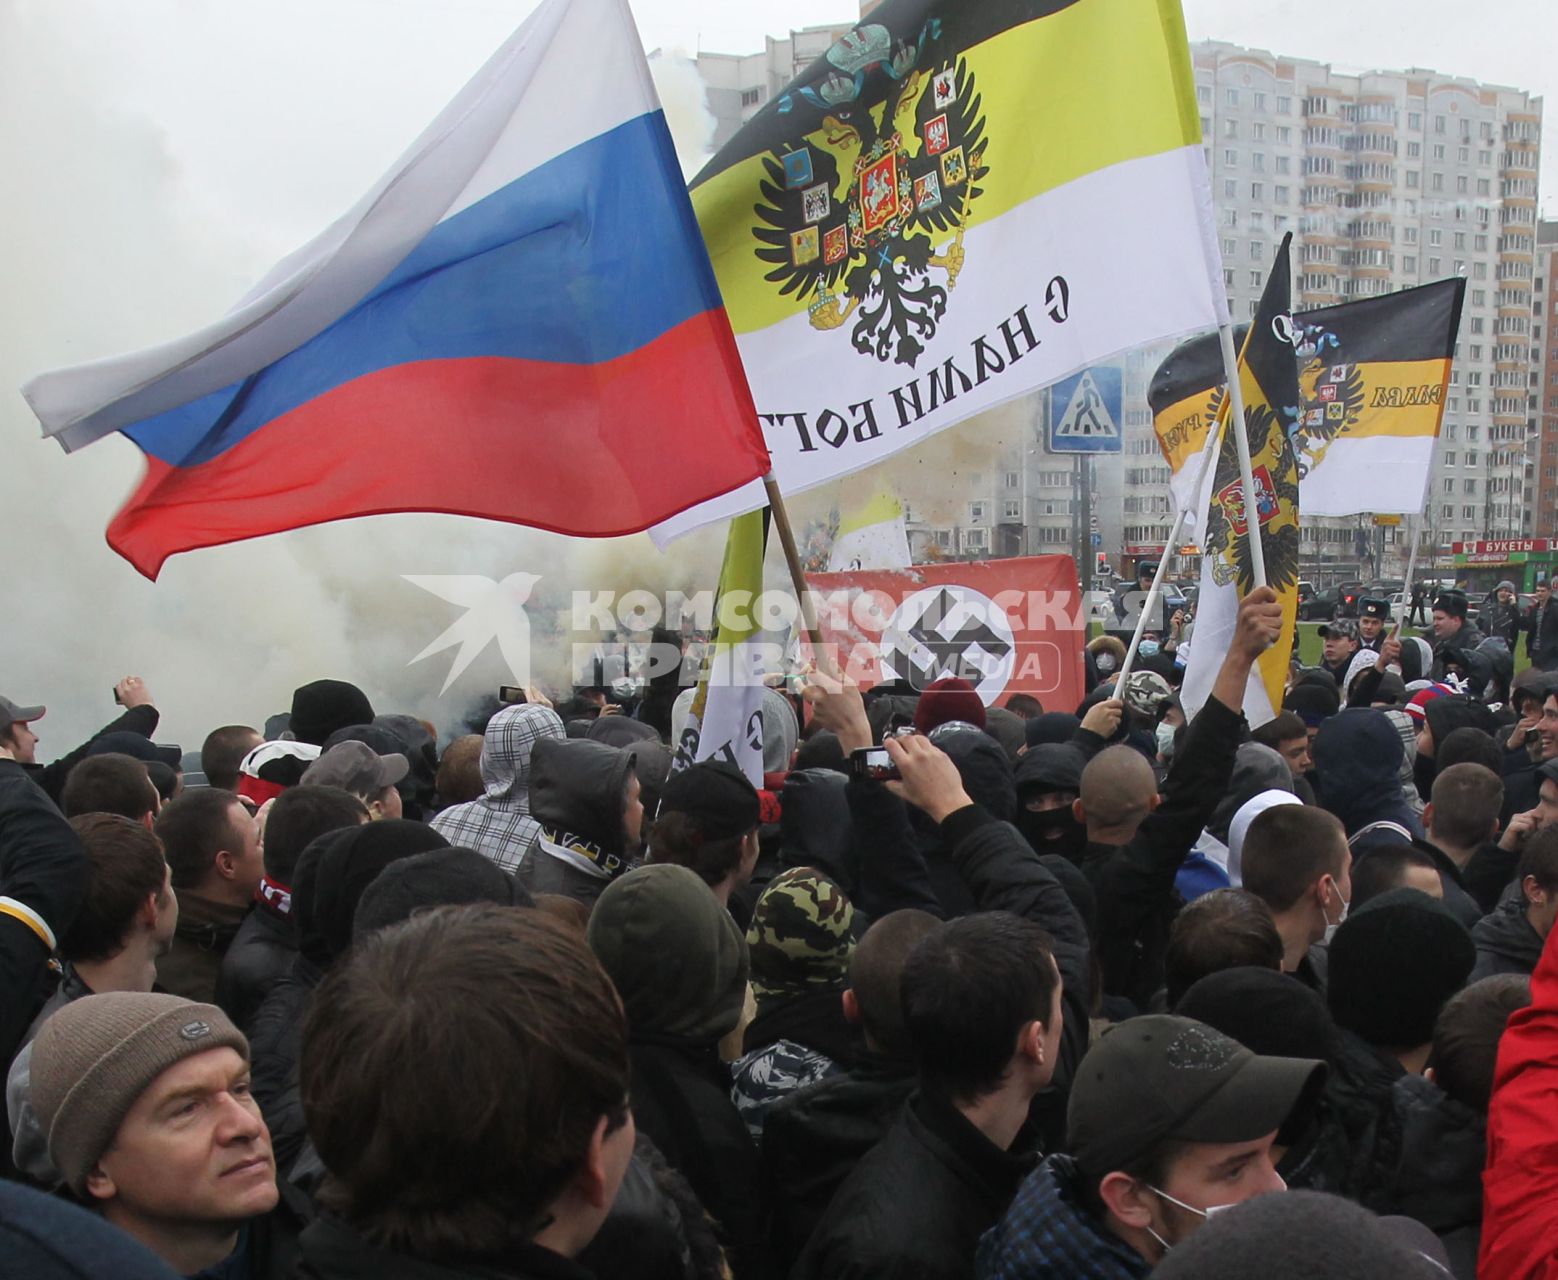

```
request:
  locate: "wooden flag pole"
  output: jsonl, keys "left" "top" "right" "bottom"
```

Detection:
{"left": 1216, "top": 321, "right": 1267, "bottom": 589}
{"left": 763, "top": 472, "right": 824, "bottom": 650}
{"left": 1116, "top": 407, "right": 1232, "bottom": 688}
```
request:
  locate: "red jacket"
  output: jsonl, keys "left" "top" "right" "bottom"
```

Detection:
{"left": 1482, "top": 920, "right": 1558, "bottom": 1278}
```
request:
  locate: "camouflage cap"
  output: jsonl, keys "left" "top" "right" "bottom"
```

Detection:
{"left": 745, "top": 867, "right": 855, "bottom": 1001}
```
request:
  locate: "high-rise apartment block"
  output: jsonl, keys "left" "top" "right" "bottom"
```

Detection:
{"left": 693, "top": 27, "right": 1543, "bottom": 574}
{"left": 1192, "top": 42, "right": 1543, "bottom": 560}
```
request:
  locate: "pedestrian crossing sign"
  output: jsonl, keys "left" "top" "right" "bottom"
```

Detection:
{"left": 1048, "top": 366, "right": 1122, "bottom": 453}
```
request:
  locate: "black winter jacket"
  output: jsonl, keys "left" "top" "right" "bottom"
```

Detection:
{"left": 0, "top": 760, "right": 86, "bottom": 1079}
{"left": 1366, "top": 1074, "right": 1486, "bottom": 1280}
{"left": 1081, "top": 693, "right": 1245, "bottom": 1010}
{"left": 216, "top": 902, "right": 297, "bottom": 1033}
{"left": 295, "top": 1216, "right": 595, "bottom": 1280}
{"left": 628, "top": 1038, "right": 775, "bottom": 1280}
{"left": 513, "top": 737, "right": 637, "bottom": 908}
{"left": 21, "top": 704, "right": 160, "bottom": 803}
{"left": 1471, "top": 898, "right": 1545, "bottom": 982}
{"left": 792, "top": 1090, "right": 1035, "bottom": 1280}
{"left": 762, "top": 1053, "right": 916, "bottom": 1266}
{"left": 248, "top": 954, "right": 324, "bottom": 1178}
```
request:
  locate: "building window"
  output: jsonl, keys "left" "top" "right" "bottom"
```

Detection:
{"left": 1404, "top": 255, "right": 1417, "bottom": 272}
{"left": 1407, "top": 141, "right": 1422, "bottom": 158}
{"left": 1004, "top": 471, "right": 1019, "bottom": 488}
{"left": 1277, "top": 96, "right": 1291, "bottom": 115}
{"left": 1224, "top": 149, "right": 1239, "bottom": 167}
{"left": 1226, "top": 88, "right": 1239, "bottom": 106}
{"left": 1250, "top": 241, "right": 1264, "bottom": 260}
{"left": 740, "top": 87, "right": 763, "bottom": 107}
{"left": 1003, "top": 500, "right": 1021, "bottom": 520}
{"left": 1197, "top": 85, "right": 1211, "bottom": 104}
{"left": 1407, "top": 171, "right": 1420, "bottom": 188}
{"left": 968, "top": 502, "right": 987, "bottom": 523}
{"left": 1224, "top": 178, "right": 1238, "bottom": 198}
{"left": 1250, "top": 270, "right": 1263, "bottom": 287}
{"left": 1444, "top": 451, "right": 1457, "bottom": 466}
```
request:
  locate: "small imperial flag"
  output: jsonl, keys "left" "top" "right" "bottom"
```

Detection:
{"left": 1149, "top": 278, "right": 1465, "bottom": 520}
{"left": 1180, "top": 234, "right": 1302, "bottom": 728}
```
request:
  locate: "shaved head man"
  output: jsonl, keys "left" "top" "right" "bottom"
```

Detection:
{"left": 1075, "top": 745, "right": 1161, "bottom": 841}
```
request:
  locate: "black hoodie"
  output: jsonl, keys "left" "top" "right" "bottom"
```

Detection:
{"left": 514, "top": 737, "right": 636, "bottom": 906}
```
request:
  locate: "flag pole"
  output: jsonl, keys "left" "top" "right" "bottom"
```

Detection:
{"left": 763, "top": 472, "right": 824, "bottom": 650}
{"left": 1216, "top": 321, "right": 1267, "bottom": 589}
{"left": 1116, "top": 408, "right": 1231, "bottom": 688}
{"left": 1393, "top": 514, "right": 1422, "bottom": 640}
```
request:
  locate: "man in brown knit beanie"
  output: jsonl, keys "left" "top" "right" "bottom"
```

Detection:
{"left": 29, "top": 991, "right": 290, "bottom": 1276}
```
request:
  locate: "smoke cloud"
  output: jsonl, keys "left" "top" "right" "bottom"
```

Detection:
{"left": 0, "top": 0, "right": 736, "bottom": 754}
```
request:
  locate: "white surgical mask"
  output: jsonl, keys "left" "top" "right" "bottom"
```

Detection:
{"left": 1155, "top": 721, "right": 1177, "bottom": 758}
{"left": 1321, "top": 879, "right": 1350, "bottom": 945}
{"left": 1145, "top": 1177, "right": 1284, "bottom": 1253}
{"left": 1139, "top": 640, "right": 1161, "bottom": 657}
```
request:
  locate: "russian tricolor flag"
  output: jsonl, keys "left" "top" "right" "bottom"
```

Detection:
{"left": 23, "top": 0, "right": 770, "bottom": 579}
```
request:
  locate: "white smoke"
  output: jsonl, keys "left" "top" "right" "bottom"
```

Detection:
{"left": 649, "top": 47, "right": 719, "bottom": 176}
{"left": 0, "top": 0, "right": 732, "bottom": 754}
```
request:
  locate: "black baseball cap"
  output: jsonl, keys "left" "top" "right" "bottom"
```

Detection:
{"left": 656, "top": 760, "right": 760, "bottom": 840}
{"left": 1067, "top": 1015, "right": 1325, "bottom": 1180}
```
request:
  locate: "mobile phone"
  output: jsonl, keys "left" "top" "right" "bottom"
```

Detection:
{"left": 113, "top": 687, "right": 122, "bottom": 705}
{"left": 498, "top": 685, "right": 528, "bottom": 705}
{"left": 849, "top": 746, "right": 900, "bottom": 782}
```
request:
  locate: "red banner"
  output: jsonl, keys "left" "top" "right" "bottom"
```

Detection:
{"left": 802, "top": 555, "right": 1086, "bottom": 712}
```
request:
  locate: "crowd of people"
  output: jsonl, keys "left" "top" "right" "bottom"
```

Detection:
{"left": 3, "top": 580, "right": 1558, "bottom": 1280}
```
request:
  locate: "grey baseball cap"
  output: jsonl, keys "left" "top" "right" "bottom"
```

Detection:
{"left": 299, "top": 740, "right": 408, "bottom": 799}
{"left": 0, "top": 697, "right": 45, "bottom": 733}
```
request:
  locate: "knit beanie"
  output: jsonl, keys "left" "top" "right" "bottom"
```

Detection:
{"left": 1285, "top": 680, "right": 1340, "bottom": 728}
{"left": 913, "top": 677, "right": 987, "bottom": 733}
{"left": 289, "top": 679, "right": 376, "bottom": 747}
{"left": 30, "top": 993, "right": 248, "bottom": 1194}
{"left": 1176, "top": 967, "right": 1340, "bottom": 1066}
{"left": 352, "top": 847, "right": 531, "bottom": 940}
{"left": 1327, "top": 888, "right": 1475, "bottom": 1051}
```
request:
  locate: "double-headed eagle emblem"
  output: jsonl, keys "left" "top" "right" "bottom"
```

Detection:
{"left": 750, "top": 21, "right": 989, "bottom": 368}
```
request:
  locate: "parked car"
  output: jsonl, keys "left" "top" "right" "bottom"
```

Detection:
{"left": 1335, "top": 581, "right": 1366, "bottom": 618}
{"left": 1297, "top": 586, "right": 1342, "bottom": 622}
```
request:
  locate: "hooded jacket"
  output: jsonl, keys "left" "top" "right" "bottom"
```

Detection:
{"left": 1482, "top": 588, "right": 1523, "bottom": 647}
{"left": 586, "top": 865, "right": 772, "bottom": 1279}
{"left": 1314, "top": 710, "right": 1424, "bottom": 840}
{"left": 918, "top": 727, "right": 1018, "bottom": 915}
{"left": 513, "top": 736, "right": 637, "bottom": 908}
{"left": 1013, "top": 743, "right": 1089, "bottom": 864}
{"left": 1180, "top": 743, "right": 1295, "bottom": 897}
{"left": 1471, "top": 897, "right": 1545, "bottom": 982}
{"left": 431, "top": 704, "right": 564, "bottom": 871}
{"left": 1481, "top": 927, "right": 1558, "bottom": 1279}
{"left": 778, "top": 768, "right": 856, "bottom": 893}
{"left": 153, "top": 890, "right": 246, "bottom": 1005}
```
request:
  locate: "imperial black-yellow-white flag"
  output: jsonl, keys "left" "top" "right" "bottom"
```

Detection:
{"left": 654, "top": 0, "right": 1229, "bottom": 541}
{"left": 1180, "top": 235, "right": 1301, "bottom": 728}
{"left": 1149, "top": 278, "right": 1465, "bottom": 518}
